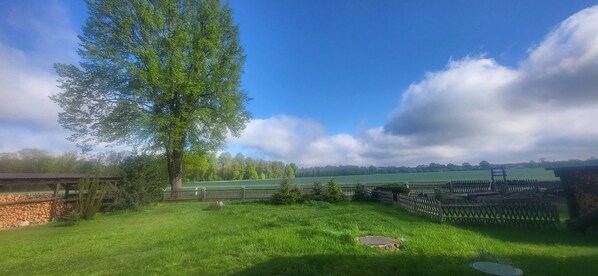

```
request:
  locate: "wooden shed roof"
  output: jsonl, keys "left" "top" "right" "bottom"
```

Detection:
{"left": 0, "top": 173, "right": 121, "bottom": 192}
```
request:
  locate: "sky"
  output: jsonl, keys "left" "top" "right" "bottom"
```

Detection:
{"left": 1, "top": 0, "right": 598, "bottom": 167}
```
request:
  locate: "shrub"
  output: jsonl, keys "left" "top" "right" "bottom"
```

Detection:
{"left": 352, "top": 183, "right": 371, "bottom": 201}
{"left": 106, "top": 154, "right": 168, "bottom": 211}
{"left": 272, "top": 179, "right": 301, "bottom": 205}
{"left": 61, "top": 210, "right": 80, "bottom": 226}
{"left": 310, "top": 181, "right": 324, "bottom": 201}
{"left": 77, "top": 176, "right": 106, "bottom": 220}
{"left": 374, "top": 183, "right": 410, "bottom": 201}
{"left": 324, "top": 178, "right": 344, "bottom": 203}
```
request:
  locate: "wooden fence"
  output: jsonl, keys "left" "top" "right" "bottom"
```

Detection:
{"left": 374, "top": 190, "right": 394, "bottom": 203}
{"left": 397, "top": 194, "right": 442, "bottom": 220}
{"left": 406, "top": 180, "right": 562, "bottom": 195}
{"left": 164, "top": 184, "right": 361, "bottom": 201}
{"left": 395, "top": 194, "right": 560, "bottom": 228}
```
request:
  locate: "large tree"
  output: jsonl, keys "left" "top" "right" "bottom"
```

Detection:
{"left": 51, "top": 0, "right": 250, "bottom": 195}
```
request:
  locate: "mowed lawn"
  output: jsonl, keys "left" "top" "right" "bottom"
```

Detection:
{"left": 1, "top": 201, "right": 597, "bottom": 275}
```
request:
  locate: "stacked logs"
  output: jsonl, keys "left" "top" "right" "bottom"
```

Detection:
{"left": 572, "top": 185, "right": 598, "bottom": 214}
{"left": 0, "top": 194, "right": 73, "bottom": 229}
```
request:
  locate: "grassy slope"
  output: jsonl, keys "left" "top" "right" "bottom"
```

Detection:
{"left": 1, "top": 201, "right": 596, "bottom": 275}
{"left": 185, "top": 168, "right": 557, "bottom": 188}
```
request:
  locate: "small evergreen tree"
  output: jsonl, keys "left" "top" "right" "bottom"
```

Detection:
{"left": 352, "top": 183, "right": 371, "bottom": 201}
{"left": 272, "top": 178, "right": 300, "bottom": 205}
{"left": 324, "top": 178, "right": 344, "bottom": 203}
{"left": 311, "top": 181, "right": 324, "bottom": 201}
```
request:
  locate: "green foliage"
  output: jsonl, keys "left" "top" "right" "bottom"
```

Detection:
{"left": 271, "top": 179, "right": 301, "bottom": 205}
{"left": 376, "top": 183, "right": 410, "bottom": 195}
{"left": 51, "top": 0, "right": 250, "bottom": 191}
{"left": 107, "top": 155, "right": 168, "bottom": 211}
{"left": 323, "top": 178, "right": 344, "bottom": 203}
{"left": 61, "top": 210, "right": 80, "bottom": 226}
{"left": 372, "top": 183, "right": 409, "bottom": 201}
{"left": 310, "top": 181, "right": 324, "bottom": 201}
{"left": 352, "top": 183, "right": 371, "bottom": 201}
{"left": 77, "top": 176, "right": 106, "bottom": 220}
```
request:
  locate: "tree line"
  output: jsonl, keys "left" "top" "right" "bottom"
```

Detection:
{"left": 296, "top": 158, "right": 598, "bottom": 177}
{"left": 3, "top": 148, "right": 597, "bottom": 181}
{"left": 0, "top": 149, "right": 297, "bottom": 182}
{"left": 183, "top": 152, "right": 297, "bottom": 182}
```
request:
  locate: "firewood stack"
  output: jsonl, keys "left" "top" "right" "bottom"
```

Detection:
{"left": 570, "top": 172, "right": 598, "bottom": 215}
{"left": 0, "top": 194, "right": 73, "bottom": 229}
{"left": 572, "top": 185, "right": 598, "bottom": 214}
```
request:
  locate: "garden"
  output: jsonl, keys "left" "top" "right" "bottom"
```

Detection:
{"left": 2, "top": 186, "right": 598, "bottom": 275}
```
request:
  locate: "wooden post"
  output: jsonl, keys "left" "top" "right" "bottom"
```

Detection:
{"left": 241, "top": 186, "right": 246, "bottom": 200}
{"left": 64, "top": 184, "right": 70, "bottom": 199}
{"left": 202, "top": 188, "right": 207, "bottom": 202}
{"left": 448, "top": 181, "right": 453, "bottom": 194}
{"left": 49, "top": 183, "right": 61, "bottom": 222}
{"left": 438, "top": 200, "right": 443, "bottom": 222}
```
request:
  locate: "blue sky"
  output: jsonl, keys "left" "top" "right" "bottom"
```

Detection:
{"left": 1, "top": 0, "right": 598, "bottom": 166}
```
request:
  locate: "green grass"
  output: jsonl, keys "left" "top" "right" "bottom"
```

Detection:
{"left": 185, "top": 168, "right": 557, "bottom": 188}
{"left": 1, "top": 200, "right": 596, "bottom": 275}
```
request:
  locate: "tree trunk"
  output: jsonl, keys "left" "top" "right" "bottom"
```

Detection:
{"left": 166, "top": 144, "right": 184, "bottom": 199}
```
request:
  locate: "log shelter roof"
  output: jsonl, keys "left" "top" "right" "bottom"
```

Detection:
{"left": 0, "top": 173, "right": 121, "bottom": 193}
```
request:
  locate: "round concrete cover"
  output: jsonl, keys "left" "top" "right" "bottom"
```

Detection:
{"left": 471, "top": 262, "right": 523, "bottom": 276}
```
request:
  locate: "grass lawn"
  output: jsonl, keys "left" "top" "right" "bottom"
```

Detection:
{"left": 1, "top": 201, "right": 597, "bottom": 275}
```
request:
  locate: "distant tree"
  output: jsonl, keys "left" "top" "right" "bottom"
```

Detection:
{"left": 271, "top": 161, "right": 285, "bottom": 178}
{"left": 284, "top": 164, "right": 295, "bottom": 178}
{"left": 446, "top": 163, "right": 459, "bottom": 171}
{"left": 479, "top": 160, "right": 491, "bottom": 170}
{"left": 51, "top": 0, "right": 250, "bottom": 196}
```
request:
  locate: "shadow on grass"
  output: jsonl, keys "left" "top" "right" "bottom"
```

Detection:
{"left": 457, "top": 224, "right": 598, "bottom": 247}
{"left": 234, "top": 253, "right": 598, "bottom": 276}
{"left": 362, "top": 200, "right": 598, "bottom": 247}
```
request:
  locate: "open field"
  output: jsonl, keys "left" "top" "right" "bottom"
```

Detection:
{"left": 1, "top": 200, "right": 597, "bottom": 275}
{"left": 185, "top": 168, "right": 558, "bottom": 188}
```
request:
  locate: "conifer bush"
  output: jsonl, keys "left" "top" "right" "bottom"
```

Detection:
{"left": 272, "top": 179, "right": 301, "bottom": 205}
{"left": 323, "top": 178, "right": 344, "bottom": 203}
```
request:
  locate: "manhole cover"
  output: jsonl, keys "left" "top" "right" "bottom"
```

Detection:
{"left": 357, "top": 236, "right": 401, "bottom": 250}
{"left": 471, "top": 261, "right": 523, "bottom": 276}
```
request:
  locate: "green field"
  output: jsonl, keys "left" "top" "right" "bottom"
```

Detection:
{"left": 1, "top": 201, "right": 596, "bottom": 275}
{"left": 184, "top": 168, "right": 558, "bottom": 188}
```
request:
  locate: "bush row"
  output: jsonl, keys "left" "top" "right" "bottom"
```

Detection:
{"left": 271, "top": 179, "right": 373, "bottom": 205}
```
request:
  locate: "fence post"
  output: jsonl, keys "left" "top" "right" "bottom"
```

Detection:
{"left": 413, "top": 197, "right": 418, "bottom": 213}
{"left": 241, "top": 186, "right": 246, "bottom": 200}
{"left": 195, "top": 187, "right": 198, "bottom": 197}
{"left": 448, "top": 181, "right": 453, "bottom": 194}
{"left": 438, "top": 200, "right": 443, "bottom": 222}
{"left": 202, "top": 188, "right": 206, "bottom": 202}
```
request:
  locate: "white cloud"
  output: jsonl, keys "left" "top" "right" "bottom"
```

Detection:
{"left": 228, "top": 115, "right": 365, "bottom": 166}
{"left": 0, "top": 44, "right": 63, "bottom": 129}
{"left": 0, "top": 1, "right": 79, "bottom": 153}
{"left": 231, "top": 6, "right": 598, "bottom": 166}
